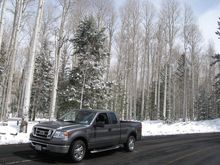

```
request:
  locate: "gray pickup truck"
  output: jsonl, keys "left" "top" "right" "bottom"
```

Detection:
{"left": 29, "top": 109, "right": 142, "bottom": 162}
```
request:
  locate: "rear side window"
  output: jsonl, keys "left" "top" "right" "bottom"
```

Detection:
{"left": 109, "top": 112, "right": 118, "bottom": 124}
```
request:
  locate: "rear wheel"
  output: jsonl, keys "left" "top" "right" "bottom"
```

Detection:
{"left": 69, "top": 140, "right": 86, "bottom": 162}
{"left": 124, "top": 135, "right": 135, "bottom": 152}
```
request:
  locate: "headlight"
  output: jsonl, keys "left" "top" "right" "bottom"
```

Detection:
{"left": 53, "top": 131, "right": 70, "bottom": 140}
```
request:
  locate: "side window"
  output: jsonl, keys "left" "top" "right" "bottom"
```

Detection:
{"left": 96, "top": 113, "right": 109, "bottom": 124}
{"left": 109, "top": 112, "right": 118, "bottom": 124}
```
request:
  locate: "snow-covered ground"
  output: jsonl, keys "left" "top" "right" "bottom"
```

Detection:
{"left": 0, "top": 121, "right": 36, "bottom": 145}
{"left": 1, "top": 118, "right": 220, "bottom": 145}
{"left": 142, "top": 119, "right": 220, "bottom": 136}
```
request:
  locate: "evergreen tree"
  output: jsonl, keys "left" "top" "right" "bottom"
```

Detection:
{"left": 69, "top": 16, "right": 111, "bottom": 110}
{"left": 30, "top": 40, "right": 53, "bottom": 120}
{"left": 197, "top": 86, "right": 209, "bottom": 120}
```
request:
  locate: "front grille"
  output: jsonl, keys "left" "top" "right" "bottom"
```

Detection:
{"left": 33, "top": 127, "right": 54, "bottom": 139}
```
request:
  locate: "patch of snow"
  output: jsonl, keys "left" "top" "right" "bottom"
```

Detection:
{"left": 1, "top": 118, "right": 220, "bottom": 145}
{"left": 142, "top": 119, "right": 220, "bottom": 136}
{"left": 0, "top": 119, "right": 44, "bottom": 145}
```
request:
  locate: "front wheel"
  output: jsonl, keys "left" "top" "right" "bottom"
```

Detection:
{"left": 69, "top": 140, "right": 86, "bottom": 162}
{"left": 124, "top": 135, "right": 135, "bottom": 152}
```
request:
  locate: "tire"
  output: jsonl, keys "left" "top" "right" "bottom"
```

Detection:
{"left": 69, "top": 140, "right": 86, "bottom": 162}
{"left": 124, "top": 135, "right": 135, "bottom": 152}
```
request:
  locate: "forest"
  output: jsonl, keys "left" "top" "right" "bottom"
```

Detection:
{"left": 0, "top": 0, "right": 220, "bottom": 124}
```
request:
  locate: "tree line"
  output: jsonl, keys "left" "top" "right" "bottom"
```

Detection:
{"left": 0, "top": 0, "right": 220, "bottom": 123}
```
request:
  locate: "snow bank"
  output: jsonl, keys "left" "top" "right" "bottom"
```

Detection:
{"left": 1, "top": 118, "right": 220, "bottom": 145}
{"left": 0, "top": 122, "right": 37, "bottom": 145}
{"left": 142, "top": 119, "right": 220, "bottom": 136}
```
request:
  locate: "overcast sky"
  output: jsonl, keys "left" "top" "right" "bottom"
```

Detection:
{"left": 193, "top": 0, "right": 220, "bottom": 53}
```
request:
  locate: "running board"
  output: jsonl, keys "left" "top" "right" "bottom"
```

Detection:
{"left": 90, "top": 145, "right": 120, "bottom": 153}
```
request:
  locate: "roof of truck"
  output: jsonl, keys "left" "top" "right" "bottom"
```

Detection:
{"left": 79, "top": 109, "right": 110, "bottom": 113}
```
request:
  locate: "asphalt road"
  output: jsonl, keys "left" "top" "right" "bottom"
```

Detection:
{"left": 1, "top": 133, "right": 220, "bottom": 165}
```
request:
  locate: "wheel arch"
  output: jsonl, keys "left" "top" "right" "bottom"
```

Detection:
{"left": 128, "top": 131, "right": 137, "bottom": 140}
{"left": 69, "top": 136, "right": 88, "bottom": 152}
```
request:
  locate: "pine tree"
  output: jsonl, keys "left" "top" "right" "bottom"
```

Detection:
{"left": 69, "top": 16, "right": 111, "bottom": 110}
{"left": 30, "top": 40, "right": 53, "bottom": 120}
{"left": 197, "top": 86, "right": 209, "bottom": 120}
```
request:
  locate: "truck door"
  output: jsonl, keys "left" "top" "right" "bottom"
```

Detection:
{"left": 107, "top": 112, "right": 121, "bottom": 145}
{"left": 94, "top": 113, "right": 115, "bottom": 148}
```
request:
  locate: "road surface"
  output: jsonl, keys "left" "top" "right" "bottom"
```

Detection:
{"left": 1, "top": 133, "right": 220, "bottom": 165}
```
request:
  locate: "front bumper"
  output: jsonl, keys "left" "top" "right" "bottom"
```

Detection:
{"left": 30, "top": 140, "right": 70, "bottom": 154}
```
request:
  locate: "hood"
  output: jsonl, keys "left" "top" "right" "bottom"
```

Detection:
{"left": 35, "top": 121, "right": 87, "bottom": 130}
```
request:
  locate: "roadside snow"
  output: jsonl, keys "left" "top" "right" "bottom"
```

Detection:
{"left": 1, "top": 118, "right": 220, "bottom": 145}
{"left": 0, "top": 122, "right": 37, "bottom": 145}
{"left": 142, "top": 119, "right": 220, "bottom": 136}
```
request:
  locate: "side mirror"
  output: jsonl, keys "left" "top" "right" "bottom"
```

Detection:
{"left": 95, "top": 121, "right": 105, "bottom": 127}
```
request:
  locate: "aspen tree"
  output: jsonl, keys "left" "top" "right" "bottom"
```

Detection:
{"left": 22, "top": 0, "right": 45, "bottom": 123}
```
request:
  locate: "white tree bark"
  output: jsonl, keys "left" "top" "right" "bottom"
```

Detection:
{"left": 163, "top": 65, "right": 168, "bottom": 119}
{"left": 161, "top": 0, "right": 180, "bottom": 121}
{"left": 182, "top": 4, "right": 193, "bottom": 121}
{"left": 183, "top": 54, "right": 188, "bottom": 121}
{"left": 187, "top": 23, "right": 201, "bottom": 120}
{"left": 22, "top": 0, "right": 45, "bottom": 122}
{"left": 155, "top": 22, "right": 164, "bottom": 119}
{"left": 49, "top": 1, "right": 69, "bottom": 120}
{"left": 4, "top": 0, "right": 24, "bottom": 120}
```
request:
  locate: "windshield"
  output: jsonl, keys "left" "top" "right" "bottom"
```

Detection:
{"left": 58, "top": 110, "right": 96, "bottom": 125}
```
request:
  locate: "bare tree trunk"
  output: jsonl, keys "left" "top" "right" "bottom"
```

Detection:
{"left": 31, "top": 96, "right": 37, "bottom": 121}
{"left": 157, "top": 69, "right": 161, "bottom": 119}
{"left": 133, "top": 43, "right": 139, "bottom": 120}
{"left": 50, "top": 1, "right": 69, "bottom": 120}
{"left": 22, "top": 0, "right": 45, "bottom": 123}
{"left": 0, "top": 0, "right": 6, "bottom": 51}
{"left": 183, "top": 54, "right": 188, "bottom": 121}
{"left": 163, "top": 65, "right": 168, "bottom": 119}
{"left": 106, "top": 11, "right": 115, "bottom": 82}
{"left": 168, "top": 64, "right": 172, "bottom": 120}
{"left": 141, "top": 51, "right": 147, "bottom": 120}
{"left": 17, "top": 68, "right": 25, "bottom": 117}
{"left": 141, "top": 0, "right": 154, "bottom": 121}
{"left": 4, "top": 0, "right": 24, "bottom": 120}
{"left": 191, "top": 48, "right": 195, "bottom": 120}
{"left": 0, "top": 80, "right": 6, "bottom": 121}
{"left": 80, "top": 70, "right": 86, "bottom": 109}
{"left": 122, "top": 71, "right": 127, "bottom": 120}
{"left": 154, "top": 68, "right": 158, "bottom": 118}
{"left": 161, "top": 0, "right": 180, "bottom": 121}
{"left": 155, "top": 23, "right": 164, "bottom": 120}
{"left": 182, "top": 4, "right": 193, "bottom": 121}
{"left": 126, "top": 72, "right": 129, "bottom": 120}
{"left": 145, "top": 42, "right": 151, "bottom": 120}
{"left": 156, "top": 46, "right": 162, "bottom": 119}
{"left": 114, "top": 42, "right": 122, "bottom": 114}
{"left": 173, "top": 78, "right": 176, "bottom": 120}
